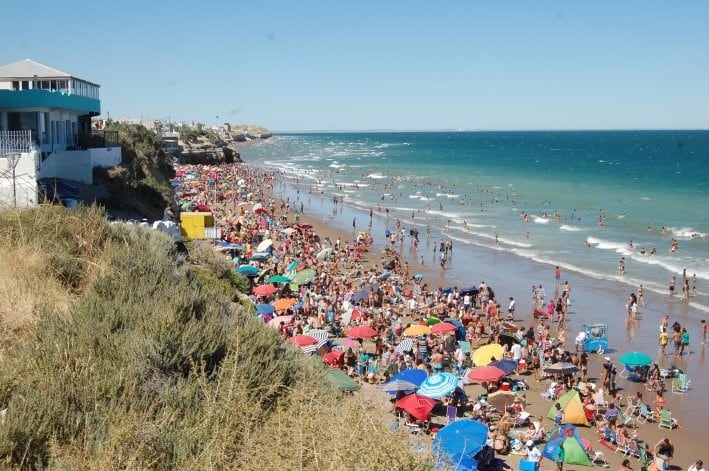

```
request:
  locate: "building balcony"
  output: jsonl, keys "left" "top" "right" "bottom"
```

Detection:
{"left": 0, "top": 89, "right": 100, "bottom": 115}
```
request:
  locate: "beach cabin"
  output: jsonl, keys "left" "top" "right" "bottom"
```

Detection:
{"left": 0, "top": 59, "right": 122, "bottom": 208}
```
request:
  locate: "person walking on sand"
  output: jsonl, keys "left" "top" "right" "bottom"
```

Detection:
{"left": 701, "top": 320, "right": 707, "bottom": 344}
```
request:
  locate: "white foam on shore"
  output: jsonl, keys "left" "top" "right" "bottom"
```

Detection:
{"left": 559, "top": 224, "right": 583, "bottom": 232}
{"left": 532, "top": 216, "right": 550, "bottom": 224}
{"left": 586, "top": 236, "right": 634, "bottom": 256}
{"left": 367, "top": 173, "right": 387, "bottom": 179}
{"left": 667, "top": 226, "right": 706, "bottom": 239}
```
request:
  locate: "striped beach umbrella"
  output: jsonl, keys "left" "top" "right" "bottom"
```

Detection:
{"left": 395, "top": 338, "right": 415, "bottom": 353}
{"left": 418, "top": 372, "right": 459, "bottom": 399}
{"left": 305, "top": 329, "right": 330, "bottom": 344}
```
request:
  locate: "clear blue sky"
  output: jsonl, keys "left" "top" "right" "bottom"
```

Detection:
{"left": 2, "top": 1, "right": 708, "bottom": 131}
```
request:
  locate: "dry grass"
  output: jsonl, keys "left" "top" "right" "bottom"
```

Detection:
{"left": 0, "top": 206, "right": 431, "bottom": 470}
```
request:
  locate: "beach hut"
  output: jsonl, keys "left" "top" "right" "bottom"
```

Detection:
{"left": 545, "top": 390, "right": 589, "bottom": 426}
{"left": 542, "top": 425, "right": 593, "bottom": 467}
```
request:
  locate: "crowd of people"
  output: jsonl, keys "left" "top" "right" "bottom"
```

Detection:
{"left": 167, "top": 163, "right": 702, "bottom": 471}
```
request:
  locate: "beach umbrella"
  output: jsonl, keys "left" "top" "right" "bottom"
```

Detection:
{"left": 286, "top": 260, "right": 300, "bottom": 271}
{"left": 543, "top": 362, "right": 579, "bottom": 375}
{"left": 486, "top": 390, "right": 519, "bottom": 411}
{"left": 380, "top": 379, "right": 419, "bottom": 393}
{"left": 253, "top": 284, "right": 278, "bottom": 296}
{"left": 433, "top": 419, "right": 488, "bottom": 470}
{"left": 395, "top": 393, "right": 437, "bottom": 422}
{"left": 390, "top": 369, "right": 428, "bottom": 387}
{"left": 444, "top": 319, "right": 467, "bottom": 341}
{"left": 266, "top": 274, "right": 291, "bottom": 283}
{"left": 317, "top": 247, "right": 334, "bottom": 260}
{"left": 404, "top": 325, "right": 432, "bottom": 337}
{"left": 618, "top": 351, "right": 652, "bottom": 367}
{"left": 280, "top": 227, "right": 296, "bottom": 235}
{"left": 297, "top": 223, "right": 313, "bottom": 229}
{"left": 215, "top": 241, "right": 244, "bottom": 251}
{"left": 255, "top": 303, "right": 275, "bottom": 315}
{"left": 431, "top": 322, "right": 458, "bottom": 335}
{"left": 253, "top": 202, "right": 266, "bottom": 214}
{"left": 467, "top": 365, "right": 506, "bottom": 383}
{"left": 351, "top": 284, "right": 379, "bottom": 304}
{"left": 290, "top": 268, "right": 317, "bottom": 285}
{"left": 418, "top": 372, "right": 459, "bottom": 399}
{"left": 256, "top": 239, "right": 273, "bottom": 252}
{"left": 273, "top": 298, "right": 298, "bottom": 311}
{"left": 471, "top": 343, "right": 504, "bottom": 366}
{"left": 489, "top": 359, "right": 519, "bottom": 375}
{"left": 237, "top": 265, "right": 259, "bottom": 276}
{"left": 288, "top": 335, "right": 318, "bottom": 347}
{"left": 250, "top": 252, "right": 271, "bottom": 260}
{"left": 305, "top": 329, "right": 330, "bottom": 344}
{"left": 326, "top": 368, "right": 359, "bottom": 392}
{"left": 347, "top": 325, "right": 379, "bottom": 339}
{"left": 427, "top": 316, "right": 442, "bottom": 326}
{"left": 267, "top": 315, "right": 293, "bottom": 329}
{"left": 395, "top": 338, "right": 415, "bottom": 353}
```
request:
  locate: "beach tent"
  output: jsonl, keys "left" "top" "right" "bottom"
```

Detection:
{"left": 542, "top": 425, "right": 592, "bottom": 467}
{"left": 326, "top": 368, "right": 360, "bottom": 392}
{"left": 545, "top": 389, "right": 589, "bottom": 426}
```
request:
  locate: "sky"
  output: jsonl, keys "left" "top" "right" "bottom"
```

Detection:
{"left": 1, "top": 1, "right": 708, "bottom": 131}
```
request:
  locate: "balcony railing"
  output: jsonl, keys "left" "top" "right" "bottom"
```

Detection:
{"left": 76, "top": 131, "right": 120, "bottom": 149}
{"left": 0, "top": 130, "right": 33, "bottom": 155}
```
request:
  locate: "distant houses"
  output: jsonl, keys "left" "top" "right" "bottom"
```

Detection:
{"left": 0, "top": 59, "right": 121, "bottom": 208}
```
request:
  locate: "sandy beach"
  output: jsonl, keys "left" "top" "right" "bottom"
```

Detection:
{"left": 175, "top": 161, "right": 706, "bottom": 469}
{"left": 284, "top": 179, "right": 707, "bottom": 469}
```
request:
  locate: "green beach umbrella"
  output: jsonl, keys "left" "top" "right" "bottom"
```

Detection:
{"left": 267, "top": 275, "right": 291, "bottom": 283}
{"left": 618, "top": 351, "right": 652, "bottom": 367}
{"left": 326, "top": 368, "right": 360, "bottom": 392}
{"left": 290, "top": 268, "right": 317, "bottom": 285}
{"left": 427, "top": 316, "right": 442, "bottom": 326}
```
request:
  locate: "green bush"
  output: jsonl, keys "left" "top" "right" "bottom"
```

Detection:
{"left": 0, "top": 207, "right": 429, "bottom": 469}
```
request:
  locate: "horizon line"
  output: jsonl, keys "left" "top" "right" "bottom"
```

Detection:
{"left": 272, "top": 128, "right": 709, "bottom": 134}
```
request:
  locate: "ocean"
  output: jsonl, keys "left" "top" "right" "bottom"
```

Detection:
{"left": 240, "top": 131, "right": 709, "bottom": 313}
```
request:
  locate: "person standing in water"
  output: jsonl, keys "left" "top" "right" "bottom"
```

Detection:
{"left": 669, "top": 276, "right": 676, "bottom": 297}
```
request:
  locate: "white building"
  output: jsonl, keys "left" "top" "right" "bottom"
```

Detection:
{"left": 0, "top": 59, "right": 122, "bottom": 208}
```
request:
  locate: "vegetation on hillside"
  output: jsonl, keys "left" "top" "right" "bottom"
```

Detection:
{"left": 94, "top": 122, "right": 175, "bottom": 219}
{"left": 0, "top": 206, "right": 429, "bottom": 470}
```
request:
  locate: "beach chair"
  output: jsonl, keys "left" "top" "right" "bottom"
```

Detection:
{"left": 624, "top": 439, "right": 640, "bottom": 459}
{"left": 592, "top": 450, "right": 610, "bottom": 467}
{"left": 638, "top": 446, "right": 652, "bottom": 469}
{"left": 671, "top": 373, "right": 690, "bottom": 394}
{"left": 617, "top": 410, "right": 636, "bottom": 428}
{"left": 636, "top": 403, "right": 653, "bottom": 424}
{"left": 658, "top": 409, "right": 675, "bottom": 430}
{"left": 446, "top": 405, "right": 458, "bottom": 424}
{"left": 593, "top": 389, "right": 609, "bottom": 413}
{"left": 614, "top": 433, "right": 628, "bottom": 454}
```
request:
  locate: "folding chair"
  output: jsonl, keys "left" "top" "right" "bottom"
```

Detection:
{"left": 446, "top": 405, "right": 458, "bottom": 424}
{"left": 671, "top": 373, "right": 690, "bottom": 394}
{"left": 592, "top": 450, "right": 610, "bottom": 467}
{"left": 658, "top": 409, "right": 675, "bottom": 429}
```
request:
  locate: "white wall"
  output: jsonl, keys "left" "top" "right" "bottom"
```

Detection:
{"left": 39, "top": 150, "right": 92, "bottom": 183}
{"left": 0, "top": 150, "right": 39, "bottom": 208}
{"left": 89, "top": 147, "right": 121, "bottom": 168}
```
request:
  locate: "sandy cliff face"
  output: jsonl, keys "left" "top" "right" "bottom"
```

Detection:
{"left": 178, "top": 125, "right": 271, "bottom": 164}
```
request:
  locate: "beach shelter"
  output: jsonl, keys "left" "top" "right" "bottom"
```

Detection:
{"left": 431, "top": 322, "right": 457, "bottom": 335}
{"left": 290, "top": 268, "right": 317, "bottom": 285}
{"left": 545, "top": 389, "right": 589, "bottom": 426}
{"left": 618, "top": 351, "right": 652, "bottom": 367}
{"left": 381, "top": 369, "right": 427, "bottom": 394}
{"left": 472, "top": 343, "right": 504, "bottom": 366}
{"left": 542, "top": 425, "right": 593, "bottom": 467}
{"left": 445, "top": 319, "right": 467, "bottom": 341}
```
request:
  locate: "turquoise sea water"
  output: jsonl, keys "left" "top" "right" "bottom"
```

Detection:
{"left": 240, "top": 131, "right": 709, "bottom": 312}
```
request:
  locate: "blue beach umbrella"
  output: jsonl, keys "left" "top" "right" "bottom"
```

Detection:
{"left": 489, "top": 359, "right": 519, "bottom": 375}
{"left": 255, "top": 304, "right": 275, "bottom": 315}
{"left": 433, "top": 419, "right": 488, "bottom": 471}
{"left": 618, "top": 351, "right": 652, "bottom": 367}
{"left": 237, "top": 265, "right": 260, "bottom": 276}
{"left": 418, "top": 372, "right": 459, "bottom": 399}
{"left": 382, "top": 368, "right": 428, "bottom": 395}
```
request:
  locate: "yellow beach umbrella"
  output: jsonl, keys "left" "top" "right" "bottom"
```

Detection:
{"left": 404, "top": 325, "right": 432, "bottom": 337}
{"left": 472, "top": 343, "right": 504, "bottom": 366}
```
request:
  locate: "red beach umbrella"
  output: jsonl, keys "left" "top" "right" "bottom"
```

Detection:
{"left": 253, "top": 284, "right": 279, "bottom": 296}
{"left": 466, "top": 366, "right": 506, "bottom": 383}
{"left": 395, "top": 393, "right": 437, "bottom": 422}
{"left": 347, "top": 325, "right": 379, "bottom": 339}
{"left": 431, "top": 322, "right": 458, "bottom": 335}
{"left": 289, "top": 335, "right": 318, "bottom": 347}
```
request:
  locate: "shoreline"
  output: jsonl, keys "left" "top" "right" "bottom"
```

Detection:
{"left": 269, "top": 170, "right": 706, "bottom": 468}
